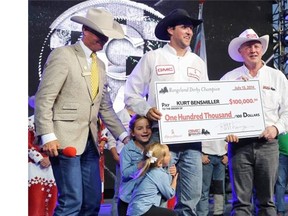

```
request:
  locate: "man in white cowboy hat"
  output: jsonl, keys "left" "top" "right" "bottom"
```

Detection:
{"left": 34, "top": 8, "right": 130, "bottom": 215}
{"left": 124, "top": 8, "right": 208, "bottom": 216}
{"left": 221, "top": 29, "right": 288, "bottom": 215}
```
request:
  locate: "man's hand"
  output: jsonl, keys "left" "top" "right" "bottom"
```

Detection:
{"left": 42, "top": 140, "right": 60, "bottom": 157}
{"left": 146, "top": 107, "right": 162, "bottom": 121}
{"left": 260, "top": 126, "right": 278, "bottom": 140}
{"left": 221, "top": 155, "right": 228, "bottom": 165}
{"left": 202, "top": 154, "right": 210, "bottom": 164}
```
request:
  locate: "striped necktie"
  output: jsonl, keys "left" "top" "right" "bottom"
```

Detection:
{"left": 90, "top": 52, "right": 99, "bottom": 99}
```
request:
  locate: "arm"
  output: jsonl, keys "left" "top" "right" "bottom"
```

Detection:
{"left": 34, "top": 48, "right": 69, "bottom": 156}
{"left": 124, "top": 54, "right": 152, "bottom": 116}
{"left": 35, "top": 48, "right": 69, "bottom": 137}
{"left": 110, "top": 147, "right": 120, "bottom": 164}
{"left": 154, "top": 170, "right": 177, "bottom": 200}
{"left": 170, "top": 173, "right": 178, "bottom": 190}
{"left": 263, "top": 73, "right": 288, "bottom": 136}
{"left": 99, "top": 82, "right": 128, "bottom": 142}
{"left": 39, "top": 157, "right": 51, "bottom": 168}
{"left": 168, "top": 164, "right": 177, "bottom": 177}
{"left": 119, "top": 146, "right": 140, "bottom": 180}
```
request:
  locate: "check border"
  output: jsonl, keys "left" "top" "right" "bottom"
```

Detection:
{"left": 155, "top": 80, "right": 265, "bottom": 144}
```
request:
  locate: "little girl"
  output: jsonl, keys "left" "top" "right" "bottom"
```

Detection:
{"left": 127, "top": 142, "right": 178, "bottom": 216}
{"left": 118, "top": 114, "right": 153, "bottom": 216}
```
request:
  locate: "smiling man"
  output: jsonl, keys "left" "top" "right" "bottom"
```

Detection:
{"left": 221, "top": 29, "right": 288, "bottom": 216}
{"left": 124, "top": 8, "right": 208, "bottom": 216}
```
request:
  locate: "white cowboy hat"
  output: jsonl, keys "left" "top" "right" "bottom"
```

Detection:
{"left": 71, "top": 8, "right": 124, "bottom": 39}
{"left": 228, "top": 29, "right": 269, "bottom": 62}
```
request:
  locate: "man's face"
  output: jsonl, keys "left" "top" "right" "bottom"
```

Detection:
{"left": 83, "top": 27, "right": 109, "bottom": 52}
{"left": 238, "top": 40, "right": 263, "bottom": 64}
{"left": 168, "top": 24, "right": 194, "bottom": 49}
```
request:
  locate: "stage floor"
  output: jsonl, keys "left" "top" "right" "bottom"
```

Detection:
{"left": 99, "top": 194, "right": 288, "bottom": 216}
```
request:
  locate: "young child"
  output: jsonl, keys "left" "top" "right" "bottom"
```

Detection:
{"left": 106, "top": 107, "right": 135, "bottom": 216}
{"left": 118, "top": 114, "right": 153, "bottom": 216}
{"left": 127, "top": 142, "right": 178, "bottom": 216}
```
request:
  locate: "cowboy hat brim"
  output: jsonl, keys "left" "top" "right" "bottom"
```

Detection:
{"left": 228, "top": 35, "right": 269, "bottom": 62}
{"left": 71, "top": 16, "right": 124, "bottom": 39}
{"left": 155, "top": 9, "right": 202, "bottom": 41}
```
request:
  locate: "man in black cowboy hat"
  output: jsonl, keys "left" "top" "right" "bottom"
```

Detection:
{"left": 35, "top": 8, "right": 130, "bottom": 215}
{"left": 125, "top": 8, "right": 208, "bottom": 216}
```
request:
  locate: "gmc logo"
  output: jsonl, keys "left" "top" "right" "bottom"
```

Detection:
{"left": 156, "top": 65, "right": 175, "bottom": 75}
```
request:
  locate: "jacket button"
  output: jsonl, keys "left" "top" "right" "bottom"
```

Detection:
{"left": 91, "top": 103, "right": 94, "bottom": 106}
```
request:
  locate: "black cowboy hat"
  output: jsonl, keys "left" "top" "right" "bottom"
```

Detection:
{"left": 155, "top": 8, "right": 202, "bottom": 40}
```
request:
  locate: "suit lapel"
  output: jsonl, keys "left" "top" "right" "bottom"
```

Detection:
{"left": 74, "top": 43, "right": 94, "bottom": 101}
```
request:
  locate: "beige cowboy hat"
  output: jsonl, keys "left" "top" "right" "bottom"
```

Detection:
{"left": 228, "top": 28, "right": 269, "bottom": 62}
{"left": 71, "top": 8, "right": 124, "bottom": 39}
{"left": 155, "top": 8, "right": 202, "bottom": 41}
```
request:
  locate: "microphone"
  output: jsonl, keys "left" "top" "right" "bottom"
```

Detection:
{"left": 58, "top": 147, "right": 77, "bottom": 157}
{"left": 41, "top": 146, "right": 77, "bottom": 157}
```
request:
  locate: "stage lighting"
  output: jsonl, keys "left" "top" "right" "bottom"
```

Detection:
{"left": 283, "top": 53, "right": 288, "bottom": 64}
{"left": 282, "top": 29, "right": 288, "bottom": 47}
{"left": 284, "top": 9, "right": 288, "bottom": 21}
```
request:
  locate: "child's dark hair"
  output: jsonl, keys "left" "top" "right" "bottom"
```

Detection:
{"left": 136, "top": 142, "right": 169, "bottom": 178}
{"left": 129, "top": 114, "right": 152, "bottom": 138}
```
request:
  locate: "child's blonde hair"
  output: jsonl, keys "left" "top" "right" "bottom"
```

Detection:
{"left": 136, "top": 142, "right": 169, "bottom": 178}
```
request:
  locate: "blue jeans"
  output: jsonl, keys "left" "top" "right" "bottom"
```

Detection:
{"left": 275, "top": 153, "right": 288, "bottom": 215}
{"left": 196, "top": 155, "right": 226, "bottom": 216}
{"left": 50, "top": 137, "right": 101, "bottom": 216}
{"left": 151, "top": 129, "right": 202, "bottom": 216}
{"left": 228, "top": 138, "right": 278, "bottom": 216}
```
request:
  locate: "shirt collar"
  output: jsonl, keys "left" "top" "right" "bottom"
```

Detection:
{"left": 242, "top": 60, "right": 266, "bottom": 79}
{"left": 79, "top": 40, "right": 93, "bottom": 58}
{"left": 165, "top": 44, "right": 191, "bottom": 56}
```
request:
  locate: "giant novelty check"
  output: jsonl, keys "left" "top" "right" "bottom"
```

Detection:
{"left": 155, "top": 80, "right": 265, "bottom": 144}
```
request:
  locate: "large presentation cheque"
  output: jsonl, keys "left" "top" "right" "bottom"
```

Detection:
{"left": 155, "top": 80, "right": 265, "bottom": 144}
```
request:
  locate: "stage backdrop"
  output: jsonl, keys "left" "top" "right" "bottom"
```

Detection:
{"left": 28, "top": 0, "right": 274, "bottom": 197}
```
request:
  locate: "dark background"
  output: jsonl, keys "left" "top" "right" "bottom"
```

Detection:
{"left": 29, "top": 0, "right": 274, "bottom": 96}
{"left": 28, "top": 0, "right": 274, "bottom": 197}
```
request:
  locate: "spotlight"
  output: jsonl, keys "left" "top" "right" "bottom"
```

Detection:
{"left": 282, "top": 30, "right": 288, "bottom": 47}
{"left": 284, "top": 9, "right": 288, "bottom": 21}
{"left": 281, "top": 53, "right": 288, "bottom": 65}
{"left": 284, "top": 53, "right": 288, "bottom": 64}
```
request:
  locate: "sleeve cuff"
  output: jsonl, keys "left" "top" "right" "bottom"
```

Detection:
{"left": 41, "top": 133, "right": 57, "bottom": 145}
{"left": 118, "top": 132, "right": 129, "bottom": 143}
